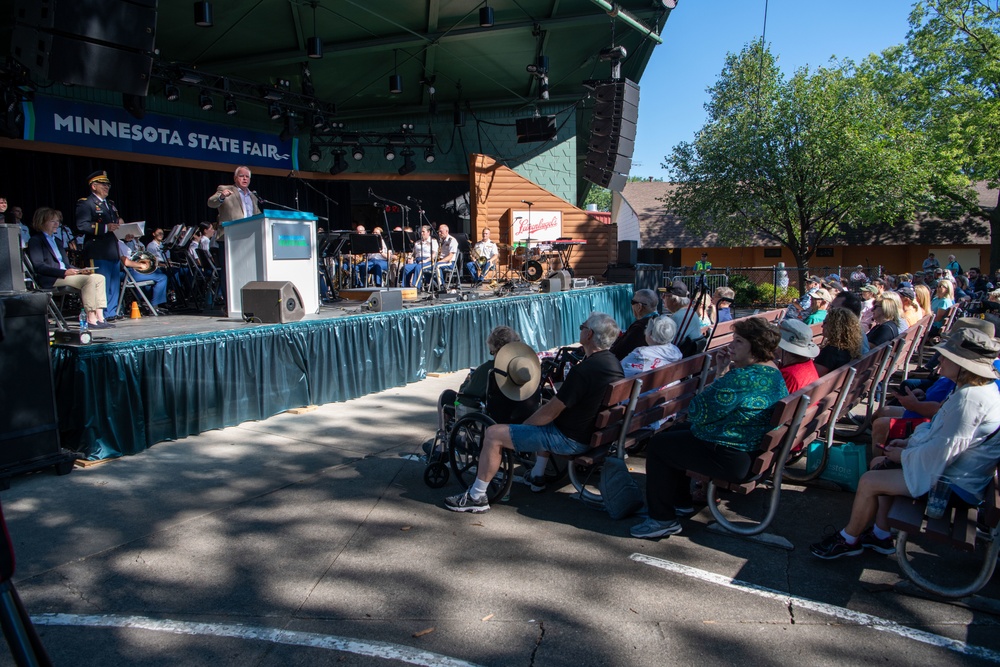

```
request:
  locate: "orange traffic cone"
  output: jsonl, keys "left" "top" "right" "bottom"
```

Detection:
{"left": 130, "top": 301, "right": 141, "bottom": 319}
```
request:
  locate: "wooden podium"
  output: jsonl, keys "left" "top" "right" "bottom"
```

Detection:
{"left": 222, "top": 210, "right": 319, "bottom": 319}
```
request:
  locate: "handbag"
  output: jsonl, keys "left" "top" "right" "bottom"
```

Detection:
{"left": 598, "top": 456, "right": 645, "bottom": 520}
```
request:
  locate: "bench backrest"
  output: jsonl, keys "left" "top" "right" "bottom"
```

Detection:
{"left": 748, "top": 364, "right": 856, "bottom": 480}
{"left": 589, "top": 352, "right": 712, "bottom": 450}
{"left": 706, "top": 310, "right": 783, "bottom": 351}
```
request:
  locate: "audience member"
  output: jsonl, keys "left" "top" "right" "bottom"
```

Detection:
{"left": 444, "top": 312, "right": 624, "bottom": 512}
{"left": 775, "top": 319, "right": 819, "bottom": 393}
{"left": 945, "top": 254, "right": 961, "bottom": 276}
{"left": 630, "top": 317, "right": 787, "bottom": 539}
{"left": 921, "top": 253, "right": 940, "bottom": 272}
{"left": 803, "top": 287, "right": 831, "bottom": 325}
{"left": 611, "top": 288, "right": 659, "bottom": 361}
{"left": 815, "top": 308, "right": 862, "bottom": 375}
{"left": 620, "top": 315, "right": 681, "bottom": 376}
{"left": 866, "top": 295, "right": 901, "bottom": 347}
{"left": 714, "top": 286, "right": 735, "bottom": 323}
{"left": 810, "top": 328, "right": 1000, "bottom": 559}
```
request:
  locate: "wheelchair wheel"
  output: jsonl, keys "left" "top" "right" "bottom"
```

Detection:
{"left": 513, "top": 451, "right": 569, "bottom": 488}
{"left": 448, "top": 413, "right": 513, "bottom": 503}
{"left": 568, "top": 457, "right": 603, "bottom": 503}
{"left": 424, "top": 461, "right": 450, "bottom": 489}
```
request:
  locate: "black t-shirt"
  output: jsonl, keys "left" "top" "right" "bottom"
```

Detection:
{"left": 554, "top": 349, "right": 625, "bottom": 444}
{"left": 610, "top": 315, "right": 653, "bottom": 361}
{"left": 815, "top": 345, "right": 853, "bottom": 372}
{"left": 866, "top": 321, "right": 899, "bottom": 347}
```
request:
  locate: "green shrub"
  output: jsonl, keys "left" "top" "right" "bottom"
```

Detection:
{"left": 758, "top": 282, "right": 800, "bottom": 305}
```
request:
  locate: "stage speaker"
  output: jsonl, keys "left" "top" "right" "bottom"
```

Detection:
{"left": 12, "top": 0, "right": 157, "bottom": 97}
{"left": 618, "top": 240, "right": 638, "bottom": 267}
{"left": 0, "top": 225, "right": 26, "bottom": 294}
{"left": 545, "top": 269, "right": 572, "bottom": 290}
{"left": 515, "top": 115, "right": 557, "bottom": 143}
{"left": 241, "top": 281, "right": 305, "bottom": 324}
{"left": 367, "top": 290, "right": 402, "bottom": 313}
{"left": 583, "top": 78, "right": 639, "bottom": 193}
{"left": 539, "top": 276, "right": 562, "bottom": 293}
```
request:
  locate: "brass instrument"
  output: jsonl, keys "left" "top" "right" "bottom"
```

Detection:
{"left": 470, "top": 245, "right": 489, "bottom": 269}
{"left": 130, "top": 250, "right": 157, "bottom": 274}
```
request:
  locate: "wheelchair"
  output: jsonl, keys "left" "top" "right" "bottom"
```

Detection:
{"left": 423, "top": 345, "right": 586, "bottom": 503}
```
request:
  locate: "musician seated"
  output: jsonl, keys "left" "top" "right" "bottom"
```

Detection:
{"left": 427, "top": 326, "right": 540, "bottom": 455}
{"left": 403, "top": 225, "right": 437, "bottom": 289}
{"left": 429, "top": 224, "right": 459, "bottom": 289}
{"left": 119, "top": 238, "right": 168, "bottom": 311}
{"left": 351, "top": 225, "right": 384, "bottom": 287}
{"left": 466, "top": 228, "right": 498, "bottom": 284}
{"left": 27, "top": 207, "right": 114, "bottom": 329}
{"left": 370, "top": 226, "right": 391, "bottom": 287}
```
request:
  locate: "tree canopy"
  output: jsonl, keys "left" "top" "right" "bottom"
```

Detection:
{"left": 662, "top": 42, "right": 939, "bottom": 279}
{"left": 875, "top": 0, "right": 1000, "bottom": 268}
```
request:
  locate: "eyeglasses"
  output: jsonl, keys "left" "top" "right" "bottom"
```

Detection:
{"left": 630, "top": 300, "right": 642, "bottom": 305}
{"left": 579, "top": 324, "right": 591, "bottom": 331}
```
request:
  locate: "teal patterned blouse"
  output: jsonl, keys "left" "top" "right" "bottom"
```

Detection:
{"left": 689, "top": 364, "right": 788, "bottom": 451}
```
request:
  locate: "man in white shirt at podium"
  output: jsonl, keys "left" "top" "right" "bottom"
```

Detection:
{"left": 208, "top": 165, "right": 262, "bottom": 223}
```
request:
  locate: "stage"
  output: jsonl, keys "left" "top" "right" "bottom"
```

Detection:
{"left": 51, "top": 284, "right": 631, "bottom": 460}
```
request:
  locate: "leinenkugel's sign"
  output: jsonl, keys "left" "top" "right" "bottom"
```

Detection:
{"left": 511, "top": 209, "right": 562, "bottom": 242}
{"left": 23, "top": 95, "right": 299, "bottom": 170}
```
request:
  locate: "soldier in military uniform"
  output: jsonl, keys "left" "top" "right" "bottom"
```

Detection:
{"left": 74, "top": 170, "right": 124, "bottom": 319}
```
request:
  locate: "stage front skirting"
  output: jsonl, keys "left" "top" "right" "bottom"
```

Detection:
{"left": 51, "top": 285, "right": 631, "bottom": 460}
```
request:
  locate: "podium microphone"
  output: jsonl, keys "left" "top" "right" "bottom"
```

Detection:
{"left": 521, "top": 200, "right": 533, "bottom": 205}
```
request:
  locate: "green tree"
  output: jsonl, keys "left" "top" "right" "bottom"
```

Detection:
{"left": 875, "top": 0, "right": 1000, "bottom": 270}
{"left": 582, "top": 185, "right": 612, "bottom": 211}
{"left": 663, "top": 42, "right": 936, "bottom": 287}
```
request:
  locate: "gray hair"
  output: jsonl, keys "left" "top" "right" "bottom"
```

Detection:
{"left": 234, "top": 165, "right": 251, "bottom": 179}
{"left": 633, "top": 288, "right": 658, "bottom": 310}
{"left": 584, "top": 312, "right": 620, "bottom": 350}
{"left": 645, "top": 315, "right": 677, "bottom": 345}
{"left": 487, "top": 326, "right": 520, "bottom": 354}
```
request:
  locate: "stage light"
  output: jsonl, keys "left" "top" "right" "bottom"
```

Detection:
{"left": 224, "top": 94, "right": 237, "bottom": 115}
{"left": 329, "top": 150, "right": 348, "bottom": 175}
{"left": 352, "top": 145, "right": 364, "bottom": 161}
{"left": 268, "top": 102, "right": 282, "bottom": 120}
{"left": 194, "top": 1, "right": 213, "bottom": 27}
{"left": 398, "top": 150, "right": 416, "bottom": 176}
{"left": 279, "top": 113, "right": 298, "bottom": 142}
{"left": 198, "top": 89, "right": 213, "bottom": 111}
{"left": 480, "top": 2, "right": 494, "bottom": 27}
{"left": 424, "top": 148, "right": 436, "bottom": 163}
{"left": 384, "top": 146, "right": 396, "bottom": 161}
{"left": 453, "top": 102, "right": 465, "bottom": 127}
{"left": 309, "top": 144, "right": 321, "bottom": 162}
{"left": 312, "top": 112, "right": 325, "bottom": 129}
{"left": 165, "top": 83, "right": 180, "bottom": 101}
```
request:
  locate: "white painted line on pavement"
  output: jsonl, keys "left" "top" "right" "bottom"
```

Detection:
{"left": 31, "top": 614, "right": 485, "bottom": 667}
{"left": 630, "top": 553, "right": 1000, "bottom": 664}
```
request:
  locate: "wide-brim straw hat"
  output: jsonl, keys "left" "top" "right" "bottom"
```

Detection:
{"left": 493, "top": 342, "right": 542, "bottom": 401}
{"left": 778, "top": 319, "right": 819, "bottom": 359}
{"left": 934, "top": 328, "right": 1000, "bottom": 379}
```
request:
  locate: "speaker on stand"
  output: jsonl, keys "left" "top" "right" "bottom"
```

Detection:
{"left": 583, "top": 79, "right": 639, "bottom": 193}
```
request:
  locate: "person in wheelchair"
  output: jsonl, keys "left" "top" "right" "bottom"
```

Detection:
{"left": 427, "top": 326, "right": 539, "bottom": 457}
{"left": 444, "top": 312, "right": 624, "bottom": 513}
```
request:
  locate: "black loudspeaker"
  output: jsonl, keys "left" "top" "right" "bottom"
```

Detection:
{"left": 515, "top": 115, "right": 558, "bottom": 143}
{"left": 241, "top": 281, "right": 305, "bottom": 324}
{"left": 618, "top": 240, "right": 638, "bottom": 267}
{"left": 12, "top": 0, "right": 157, "bottom": 97}
{"left": 0, "top": 293, "right": 61, "bottom": 466}
{"left": 367, "top": 290, "right": 403, "bottom": 313}
{"left": 584, "top": 78, "right": 639, "bottom": 192}
{"left": 0, "top": 225, "right": 26, "bottom": 294}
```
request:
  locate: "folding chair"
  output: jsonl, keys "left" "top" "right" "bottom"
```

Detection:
{"left": 20, "top": 252, "right": 72, "bottom": 331}
{"left": 118, "top": 267, "right": 159, "bottom": 317}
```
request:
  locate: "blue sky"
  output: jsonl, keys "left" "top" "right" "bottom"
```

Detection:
{"left": 632, "top": 1, "right": 916, "bottom": 180}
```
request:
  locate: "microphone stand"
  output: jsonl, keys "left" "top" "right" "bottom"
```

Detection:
{"left": 369, "top": 189, "right": 410, "bottom": 286}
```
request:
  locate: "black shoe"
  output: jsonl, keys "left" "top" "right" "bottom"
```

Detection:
{"left": 810, "top": 533, "right": 863, "bottom": 560}
{"left": 859, "top": 529, "right": 895, "bottom": 555}
{"left": 91, "top": 321, "right": 115, "bottom": 329}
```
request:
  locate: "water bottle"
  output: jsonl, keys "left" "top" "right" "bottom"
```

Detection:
{"left": 79, "top": 309, "right": 88, "bottom": 332}
{"left": 926, "top": 479, "right": 951, "bottom": 519}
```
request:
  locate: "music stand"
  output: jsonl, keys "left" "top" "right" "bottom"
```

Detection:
{"left": 390, "top": 230, "right": 415, "bottom": 254}
{"left": 162, "top": 224, "right": 183, "bottom": 249}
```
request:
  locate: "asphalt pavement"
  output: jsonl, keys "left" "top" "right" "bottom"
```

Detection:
{"left": 2, "top": 372, "right": 999, "bottom": 666}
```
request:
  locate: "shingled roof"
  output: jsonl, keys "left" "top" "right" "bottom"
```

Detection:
{"left": 619, "top": 180, "right": 997, "bottom": 249}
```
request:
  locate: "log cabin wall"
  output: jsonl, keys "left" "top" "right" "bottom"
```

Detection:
{"left": 469, "top": 154, "right": 615, "bottom": 280}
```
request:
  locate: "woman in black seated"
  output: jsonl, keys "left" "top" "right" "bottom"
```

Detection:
{"left": 815, "top": 307, "right": 862, "bottom": 375}
{"left": 26, "top": 207, "right": 114, "bottom": 329}
{"left": 866, "top": 295, "right": 901, "bottom": 347}
{"left": 631, "top": 317, "right": 788, "bottom": 539}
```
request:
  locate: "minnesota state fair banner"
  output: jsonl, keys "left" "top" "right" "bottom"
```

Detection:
{"left": 23, "top": 95, "right": 299, "bottom": 170}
